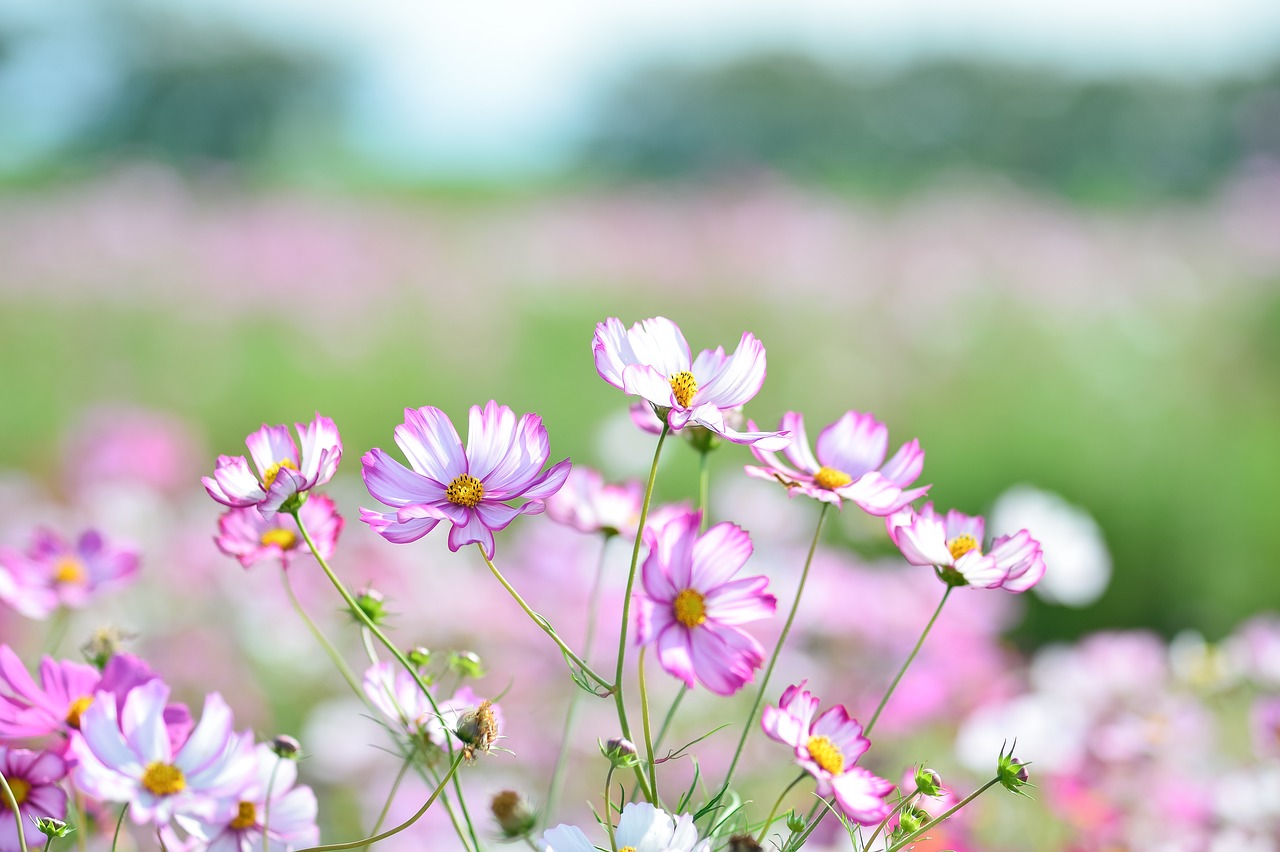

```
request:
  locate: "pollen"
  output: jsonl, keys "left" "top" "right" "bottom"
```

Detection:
{"left": 229, "top": 801, "right": 257, "bottom": 831}
{"left": 65, "top": 695, "right": 93, "bottom": 730}
{"left": 813, "top": 466, "right": 853, "bottom": 490}
{"left": 806, "top": 735, "right": 845, "bottom": 776}
{"left": 669, "top": 370, "right": 698, "bottom": 408}
{"left": 260, "top": 528, "right": 299, "bottom": 550}
{"left": 0, "top": 778, "right": 30, "bottom": 809}
{"left": 619, "top": 848, "right": 637, "bottom": 852}
{"left": 947, "top": 534, "right": 980, "bottom": 561}
{"left": 446, "top": 474, "right": 485, "bottom": 508}
{"left": 141, "top": 762, "right": 186, "bottom": 797}
{"left": 673, "top": 588, "right": 707, "bottom": 628}
{"left": 53, "top": 557, "right": 86, "bottom": 584}
{"left": 262, "top": 459, "right": 298, "bottom": 489}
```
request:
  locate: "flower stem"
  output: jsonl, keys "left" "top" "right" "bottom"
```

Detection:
{"left": 719, "top": 502, "right": 830, "bottom": 796}
{"left": 652, "top": 686, "right": 688, "bottom": 753}
{"left": 282, "top": 569, "right": 364, "bottom": 699}
{"left": 885, "top": 777, "right": 999, "bottom": 852}
{"left": 863, "top": 791, "right": 916, "bottom": 852}
{"left": 475, "top": 547, "right": 611, "bottom": 689}
{"left": 109, "top": 806, "right": 127, "bottom": 852}
{"left": 365, "top": 758, "right": 412, "bottom": 850}
{"left": 603, "top": 765, "right": 618, "bottom": 852}
{"left": 0, "top": 770, "right": 30, "bottom": 852}
{"left": 865, "top": 585, "right": 952, "bottom": 736}
{"left": 697, "top": 450, "right": 711, "bottom": 532}
{"left": 756, "top": 772, "right": 806, "bottom": 844}
{"left": 296, "top": 753, "right": 465, "bottom": 852}
{"left": 262, "top": 754, "right": 283, "bottom": 852}
{"left": 637, "top": 646, "right": 658, "bottom": 805}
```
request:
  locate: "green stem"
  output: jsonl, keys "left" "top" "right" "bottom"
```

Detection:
{"left": 296, "top": 754, "right": 465, "bottom": 852}
{"left": 697, "top": 450, "right": 711, "bottom": 532}
{"left": 652, "top": 687, "right": 688, "bottom": 753}
{"left": 109, "top": 806, "right": 127, "bottom": 852}
{"left": 603, "top": 766, "right": 617, "bottom": 852}
{"left": 282, "top": 569, "right": 365, "bottom": 699}
{"left": 475, "top": 547, "right": 610, "bottom": 689}
{"left": 451, "top": 772, "right": 482, "bottom": 852}
{"left": 261, "top": 755, "right": 283, "bottom": 852}
{"left": 863, "top": 791, "right": 916, "bottom": 852}
{"left": 0, "top": 770, "right": 30, "bottom": 852}
{"left": 885, "top": 778, "right": 1000, "bottom": 852}
{"left": 44, "top": 607, "right": 70, "bottom": 657}
{"left": 865, "top": 585, "right": 952, "bottom": 736}
{"left": 756, "top": 773, "right": 806, "bottom": 844}
{"left": 719, "top": 502, "right": 830, "bottom": 796}
{"left": 637, "top": 647, "right": 658, "bottom": 806}
{"left": 69, "top": 793, "right": 88, "bottom": 852}
{"left": 365, "top": 759, "right": 413, "bottom": 850}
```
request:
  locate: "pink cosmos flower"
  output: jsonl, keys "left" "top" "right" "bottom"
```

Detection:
{"left": 886, "top": 503, "right": 1046, "bottom": 592}
{"left": 543, "top": 802, "right": 709, "bottom": 852}
{"left": 593, "top": 317, "right": 789, "bottom": 450}
{"left": 360, "top": 401, "right": 571, "bottom": 559}
{"left": 203, "top": 415, "right": 341, "bottom": 516}
{"left": 544, "top": 466, "right": 643, "bottom": 539}
{"left": 761, "top": 681, "right": 894, "bottom": 825}
{"left": 72, "top": 680, "right": 256, "bottom": 827}
{"left": 744, "top": 410, "right": 928, "bottom": 515}
{"left": 177, "top": 743, "right": 319, "bottom": 852}
{"left": 362, "top": 662, "right": 502, "bottom": 752}
{"left": 634, "top": 510, "right": 776, "bottom": 696}
{"left": 0, "top": 529, "right": 139, "bottom": 620}
{"left": 215, "top": 494, "right": 343, "bottom": 570}
{"left": 0, "top": 747, "right": 68, "bottom": 852}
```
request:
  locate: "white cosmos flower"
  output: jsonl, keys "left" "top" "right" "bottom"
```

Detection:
{"left": 542, "top": 802, "right": 709, "bottom": 852}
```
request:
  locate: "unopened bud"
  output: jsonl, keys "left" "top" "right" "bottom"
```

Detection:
{"left": 914, "top": 766, "right": 943, "bottom": 797}
{"left": 353, "top": 587, "right": 387, "bottom": 625}
{"left": 448, "top": 650, "right": 485, "bottom": 679}
{"left": 407, "top": 646, "right": 432, "bottom": 669}
{"left": 490, "top": 790, "right": 537, "bottom": 838}
{"left": 270, "top": 735, "right": 301, "bottom": 760}
{"left": 898, "top": 807, "right": 927, "bottom": 834}
{"left": 600, "top": 737, "right": 638, "bottom": 768}
{"left": 31, "top": 817, "right": 73, "bottom": 839}
{"left": 785, "top": 810, "right": 806, "bottom": 834}
{"left": 997, "top": 741, "right": 1033, "bottom": 796}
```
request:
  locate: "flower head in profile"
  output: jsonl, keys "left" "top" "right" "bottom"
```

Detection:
{"left": 542, "top": 802, "right": 709, "bottom": 852}
{"left": 360, "top": 402, "right": 571, "bottom": 559}
{"left": 362, "top": 662, "right": 503, "bottom": 759}
{"left": 203, "top": 414, "right": 341, "bottom": 516}
{"left": 0, "top": 529, "right": 139, "bottom": 620}
{"left": 544, "top": 466, "right": 643, "bottom": 539}
{"left": 593, "top": 317, "right": 789, "bottom": 450}
{"left": 634, "top": 510, "right": 776, "bottom": 696}
{"left": 745, "top": 411, "right": 928, "bottom": 516}
{"left": 215, "top": 494, "right": 343, "bottom": 570}
{"left": 886, "top": 503, "right": 1046, "bottom": 592}
{"left": 762, "top": 681, "right": 894, "bottom": 825}
{"left": 0, "top": 747, "right": 68, "bottom": 852}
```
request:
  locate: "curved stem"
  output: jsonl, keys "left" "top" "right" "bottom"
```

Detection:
{"left": 0, "top": 770, "right": 30, "bottom": 852}
{"left": 719, "top": 502, "right": 830, "bottom": 795}
{"left": 261, "top": 756, "right": 283, "bottom": 852}
{"left": 756, "top": 773, "right": 806, "bottom": 844}
{"left": 282, "top": 569, "right": 364, "bottom": 699}
{"left": 365, "top": 758, "right": 412, "bottom": 850}
{"left": 863, "top": 791, "right": 915, "bottom": 852}
{"left": 44, "top": 607, "right": 70, "bottom": 656}
{"left": 296, "top": 754, "right": 465, "bottom": 852}
{"left": 603, "top": 766, "right": 618, "bottom": 852}
{"left": 451, "top": 772, "right": 482, "bottom": 852}
{"left": 109, "top": 805, "right": 127, "bottom": 852}
{"left": 865, "top": 585, "right": 952, "bottom": 736}
{"left": 652, "top": 687, "right": 688, "bottom": 753}
{"left": 885, "top": 778, "right": 999, "bottom": 852}
{"left": 637, "top": 646, "right": 658, "bottom": 806}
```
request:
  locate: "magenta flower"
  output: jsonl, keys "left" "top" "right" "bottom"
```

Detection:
{"left": 215, "top": 494, "right": 343, "bottom": 570}
{"left": 72, "top": 680, "right": 256, "bottom": 827}
{"left": 886, "top": 503, "right": 1046, "bottom": 592}
{"left": 634, "top": 510, "right": 776, "bottom": 696}
{"left": 203, "top": 415, "right": 341, "bottom": 516}
{"left": 744, "top": 410, "right": 928, "bottom": 515}
{"left": 593, "top": 317, "right": 789, "bottom": 450}
{"left": 544, "top": 466, "right": 644, "bottom": 539}
{"left": 360, "top": 401, "right": 571, "bottom": 559}
{"left": 761, "top": 681, "right": 894, "bottom": 825}
{"left": 0, "top": 529, "right": 139, "bottom": 620}
{"left": 0, "top": 747, "right": 68, "bottom": 852}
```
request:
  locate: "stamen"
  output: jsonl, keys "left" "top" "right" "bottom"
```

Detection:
{"left": 619, "top": 848, "right": 637, "bottom": 852}
{"left": 0, "top": 778, "right": 29, "bottom": 809}
{"left": 806, "top": 735, "right": 845, "bottom": 776}
{"left": 947, "top": 534, "right": 980, "bottom": 561}
{"left": 673, "top": 588, "right": 707, "bottom": 628}
{"left": 260, "top": 528, "right": 299, "bottom": 550}
{"left": 446, "top": 474, "right": 485, "bottom": 508}
{"left": 54, "top": 557, "right": 86, "bottom": 584}
{"left": 669, "top": 371, "right": 698, "bottom": 408}
{"left": 65, "top": 695, "right": 93, "bottom": 730}
{"left": 262, "top": 459, "right": 298, "bottom": 489}
{"left": 141, "top": 762, "right": 186, "bottom": 797}
{"left": 230, "top": 801, "right": 257, "bottom": 831}
{"left": 813, "top": 466, "right": 853, "bottom": 490}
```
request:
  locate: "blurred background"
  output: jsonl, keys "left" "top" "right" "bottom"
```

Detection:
{"left": 3, "top": 0, "right": 1280, "bottom": 651}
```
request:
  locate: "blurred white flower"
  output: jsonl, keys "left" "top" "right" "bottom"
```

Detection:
{"left": 991, "top": 485, "right": 1110, "bottom": 607}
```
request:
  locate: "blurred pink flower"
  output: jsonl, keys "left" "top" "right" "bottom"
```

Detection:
{"left": 544, "top": 466, "right": 643, "bottom": 539}
{"left": 362, "top": 662, "right": 502, "bottom": 754}
{"left": 543, "top": 802, "right": 708, "bottom": 852}
{"left": 360, "top": 401, "right": 571, "bottom": 559}
{"left": 886, "top": 503, "right": 1045, "bottom": 592}
{"left": 744, "top": 410, "right": 928, "bottom": 515}
{"left": 1252, "top": 696, "right": 1280, "bottom": 757}
{"left": 203, "top": 415, "right": 342, "bottom": 516}
{"left": 0, "top": 529, "right": 139, "bottom": 619}
{"left": 215, "top": 494, "right": 343, "bottom": 570}
{"left": 634, "top": 510, "right": 775, "bottom": 696}
{"left": 0, "top": 746, "right": 67, "bottom": 852}
{"left": 62, "top": 406, "right": 203, "bottom": 496}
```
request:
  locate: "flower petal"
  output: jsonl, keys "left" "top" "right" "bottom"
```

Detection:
{"left": 245, "top": 425, "right": 297, "bottom": 479}
{"left": 395, "top": 407, "right": 466, "bottom": 482}
{"left": 815, "top": 411, "right": 888, "bottom": 479}
{"left": 362, "top": 449, "right": 446, "bottom": 508}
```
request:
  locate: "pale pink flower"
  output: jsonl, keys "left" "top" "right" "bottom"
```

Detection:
{"left": 0, "top": 747, "right": 67, "bottom": 852}
{"left": 203, "top": 415, "right": 341, "bottom": 516}
{"left": 362, "top": 662, "right": 501, "bottom": 752}
{"left": 745, "top": 410, "right": 928, "bottom": 515}
{"left": 0, "top": 529, "right": 139, "bottom": 619}
{"left": 544, "top": 466, "right": 643, "bottom": 539}
{"left": 215, "top": 494, "right": 343, "bottom": 570}
{"left": 886, "top": 503, "right": 1046, "bottom": 592}
{"left": 634, "top": 510, "right": 775, "bottom": 696}
{"left": 543, "top": 802, "right": 709, "bottom": 852}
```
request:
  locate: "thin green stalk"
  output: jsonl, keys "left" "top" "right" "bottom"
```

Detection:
{"left": 44, "top": 607, "right": 70, "bottom": 656}
{"left": 718, "top": 502, "right": 830, "bottom": 795}
{"left": 885, "top": 778, "right": 1000, "bottom": 852}
{"left": 697, "top": 450, "right": 711, "bottom": 532}
{"left": 450, "top": 772, "right": 482, "bottom": 852}
{"left": 365, "top": 758, "right": 412, "bottom": 850}
{"left": 863, "top": 791, "right": 916, "bottom": 852}
{"left": 296, "top": 753, "right": 465, "bottom": 852}
{"left": 865, "top": 585, "right": 952, "bottom": 736}
{"left": 261, "top": 755, "right": 283, "bottom": 852}
{"left": 475, "top": 547, "right": 610, "bottom": 689}
{"left": 652, "top": 687, "right": 688, "bottom": 753}
{"left": 637, "top": 647, "right": 658, "bottom": 805}
{"left": 0, "top": 770, "right": 30, "bottom": 852}
{"left": 756, "top": 773, "right": 806, "bottom": 844}
{"left": 69, "top": 793, "right": 88, "bottom": 852}
{"left": 282, "top": 569, "right": 364, "bottom": 699}
{"left": 603, "top": 766, "right": 617, "bottom": 852}
{"left": 109, "top": 806, "right": 127, "bottom": 852}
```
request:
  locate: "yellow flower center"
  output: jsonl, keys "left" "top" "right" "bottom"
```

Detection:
{"left": 229, "top": 801, "right": 257, "bottom": 831}
{"left": 446, "top": 474, "right": 485, "bottom": 508}
{"left": 619, "top": 847, "right": 637, "bottom": 852}
{"left": 259, "top": 528, "right": 298, "bottom": 550}
{"left": 65, "top": 695, "right": 94, "bottom": 730}
{"left": 813, "top": 466, "right": 853, "bottom": 490}
{"left": 261, "top": 459, "right": 298, "bottom": 489}
{"left": 1, "top": 778, "right": 30, "bottom": 809}
{"left": 141, "top": 762, "right": 186, "bottom": 797}
{"left": 669, "top": 371, "right": 698, "bottom": 408}
{"left": 54, "top": 557, "right": 86, "bottom": 584}
{"left": 673, "top": 588, "right": 707, "bottom": 628}
{"left": 947, "top": 534, "right": 980, "bottom": 561}
{"left": 806, "top": 735, "right": 845, "bottom": 776}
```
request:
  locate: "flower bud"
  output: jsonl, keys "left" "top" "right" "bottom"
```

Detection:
{"left": 30, "top": 817, "right": 73, "bottom": 839}
{"left": 897, "top": 807, "right": 927, "bottom": 834}
{"left": 456, "top": 700, "right": 499, "bottom": 762}
{"left": 600, "top": 737, "right": 639, "bottom": 768}
{"left": 270, "top": 735, "right": 302, "bottom": 760}
{"left": 353, "top": 587, "right": 387, "bottom": 625}
{"left": 727, "top": 834, "right": 763, "bottom": 851}
{"left": 997, "top": 741, "right": 1033, "bottom": 796}
{"left": 407, "top": 646, "right": 432, "bottom": 669}
{"left": 81, "top": 625, "right": 135, "bottom": 670}
{"left": 448, "top": 650, "right": 486, "bottom": 679}
{"left": 785, "top": 810, "right": 806, "bottom": 834}
{"left": 490, "top": 790, "right": 537, "bottom": 838}
{"left": 914, "top": 766, "right": 943, "bottom": 797}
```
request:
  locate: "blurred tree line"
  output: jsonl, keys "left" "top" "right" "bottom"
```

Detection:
{"left": 580, "top": 53, "right": 1280, "bottom": 202}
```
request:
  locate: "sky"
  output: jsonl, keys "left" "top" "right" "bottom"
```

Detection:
{"left": 4, "top": 0, "right": 1280, "bottom": 175}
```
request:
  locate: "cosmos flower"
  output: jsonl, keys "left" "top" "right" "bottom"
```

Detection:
{"left": 886, "top": 503, "right": 1046, "bottom": 592}
{"left": 744, "top": 410, "right": 928, "bottom": 515}
{"left": 215, "top": 494, "right": 343, "bottom": 570}
{"left": 360, "top": 401, "right": 571, "bottom": 559}
{"left": 544, "top": 466, "right": 643, "bottom": 539}
{"left": 0, "top": 747, "right": 68, "bottom": 852}
{"left": 761, "top": 682, "right": 894, "bottom": 825}
{"left": 593, "top": 317, "right": 789, "bottom": 450}
{"left": 0, "top": 529, "right": 139, "bottom": 620}
{"left": 542, "top": 802, "right": 709, "bottom": 852}
{"left": 634, "top": 510, "right": 776, "bottom": 696}
{"left": 362, "top": 662, "right": 502, "bottom": 754}
{"left": 72, "top": 680, "right": 256, "bottom": 827}
{"left": 203, "top": 415, "right": 342, "bottom": 516}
